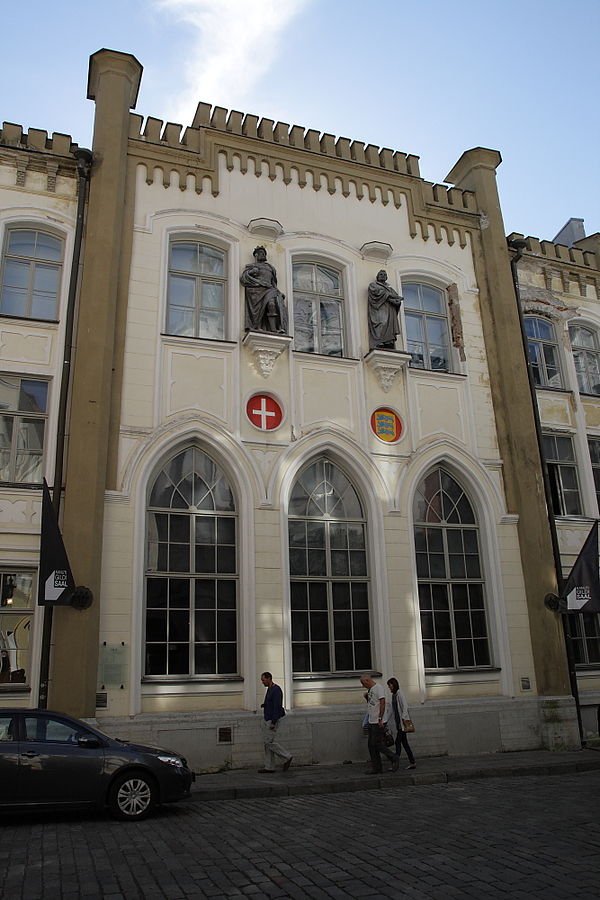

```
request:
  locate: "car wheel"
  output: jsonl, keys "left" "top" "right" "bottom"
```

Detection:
{"left": 108, "top": 770, "right": 157, "bottom": 821}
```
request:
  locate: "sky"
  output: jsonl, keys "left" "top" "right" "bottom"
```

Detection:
{"left": 2, "top": 0, "right": 598, "bottom": 241}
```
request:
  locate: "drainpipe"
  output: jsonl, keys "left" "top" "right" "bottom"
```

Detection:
{"left": 507, "top": 236, "right": 584, "bottom": 746}
{"left": 38, "top": 147, "right": 93, "bottom": 710}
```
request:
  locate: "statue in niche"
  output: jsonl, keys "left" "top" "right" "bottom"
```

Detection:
{"left": 240, "top": 246, "right": 288, "bottom": 334}
{"left": 368, "top": 269, "right": 403, "bottom": 350}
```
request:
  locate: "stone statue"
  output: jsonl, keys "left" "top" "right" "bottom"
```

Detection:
{"left": 368, "top": 269, "right": 403, "bottom": 350}
{"left": 240, "top": 246, "right": 288, "bottom": 334}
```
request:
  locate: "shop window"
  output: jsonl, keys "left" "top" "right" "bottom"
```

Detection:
{"left": 0, "top": 375, "right": 48, "bottom": 484}
{"left": 0, "top": 228, "right": 63, "bottom": 320}
{"left": 0, "top": 571, "right": 33, "bottom": 686}
{"left": 145, "top": 447, "right": 237, "bottom": 677}
{"left": 542, "top": 433, "right": 582, "bottom": 516}
{"left": 569, "top": 324, "right": 600, "bottom": 395}
{"left": 166, "top": 240, "right": 227, "bottom": 340}
{"left": 403, "top": 282, "right": 451, "bottom": 372}
{"left": 288, "top": 458, "right": 371, "bottom": 673}
{"left": 413, "top": 468, "right": 490, "bottom": 670}
{"left": 524, "top": 316, "right": 563, "bottom": 388}
{"left": 292, "top": 262, "right": 345, "bottom": 356}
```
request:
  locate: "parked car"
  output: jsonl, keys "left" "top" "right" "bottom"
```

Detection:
{"left": 0, "top": 708, "right": 194, "bottom": 820}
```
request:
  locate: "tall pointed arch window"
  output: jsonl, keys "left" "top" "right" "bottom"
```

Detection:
{"left": 288, "top": 459, "right": 371, "bottom": 674}
{"left": 413, "top": 468, "right": 490, "bottom": 670}
{"left": 145, "top": 447, "right": 237, "bottom": 678}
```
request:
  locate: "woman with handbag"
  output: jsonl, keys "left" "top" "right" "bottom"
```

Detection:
{"left": 387, "top": 677, "right": 416, "bottom": 769}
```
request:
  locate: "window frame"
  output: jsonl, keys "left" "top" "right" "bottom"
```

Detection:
{"left": 569, "top": 323, "right": 600, "bottom": 396}
{"left": 165, "top": 237, "right": 228, "bottom": 341}
{"left": 0, "top": 374, "right": 49, "bottom": 485}
{"left": 570, "top": 612, "right": 600, "bottom": 668}
{"left": 542, "top": 432, "right": 582, "bottom": 516}
{"left": 288, "top": 457, "right": 372, "bottom": 676}
{"left": 143, "top": 446, "right": 239, "bottom": 681}
{"left": 524, "top": 315, "right": 564, "bottom": 389}
{"left": 0, "top": 227, "right": 64, "bottom": 321}
{"left": 291, "top": 259, "right": 346, "bottom": 358}
{"left": 401, "top": 280, "right": 452, "bottom": 373}
{"left": 413, "top": 467, "right": 491, "bottom": 672}
{"left": 0, "top": 569, "right": 35, "bottom": 689}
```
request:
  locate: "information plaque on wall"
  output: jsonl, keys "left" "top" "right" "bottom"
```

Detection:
{"left": 98, "top": 643, "right": 128, "bottom": 688}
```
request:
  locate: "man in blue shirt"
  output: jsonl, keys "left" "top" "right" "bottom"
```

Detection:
{"left": 259, "top": 672, "right": 293, "bottom": 773}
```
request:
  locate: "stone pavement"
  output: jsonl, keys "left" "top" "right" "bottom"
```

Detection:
{"left": 192, "top": 746, "right": 600, "bottom": 801}
{"left": 3, "top": 769, "right": 600, "bottom": 898}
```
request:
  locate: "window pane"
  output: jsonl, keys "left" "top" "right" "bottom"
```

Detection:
{"left": 171, "top": 243, "right": 199, "bottom": 273}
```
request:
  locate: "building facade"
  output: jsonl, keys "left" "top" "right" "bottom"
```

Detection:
{"left": 1, "top": 49, "right": 589, "bottom": 770}
{"left": 509, "top": 223, "right": 600, "bottom": 737}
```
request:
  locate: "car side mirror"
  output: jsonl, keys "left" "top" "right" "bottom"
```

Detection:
{"left": 78, "top": 735, "right": 101, "bottom": 749}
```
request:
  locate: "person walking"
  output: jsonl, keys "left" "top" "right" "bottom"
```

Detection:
{"left": 258, "top": 672, "right": 293, "bottom": 773}
{"left": 360, "top": 673, "right": 400, "bottom": 773}
{"left": 387, "top": 677, "right": 416, "bottom": 769}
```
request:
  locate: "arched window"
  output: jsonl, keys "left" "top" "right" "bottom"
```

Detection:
{"left": 413, "top": 467, "right": 490, "bottom": 669}
{"left": 145, "top": 447, "right": 237, "bottom": 677}
{"left": 288, "top": 458, "right": 371, "bottom": 673}
{"left": 166, "top": 239, "right": 227, "bottom": 339}
{"left": 524, "top": 316, "right": 563, "bottom": 388}
{"left": 292, "top": 262, "right": 344, "bottom": 356}
{"left": 569, "top": 324, "right": 600, "bottom": 395}
{"left": 403, "top": 282, "right": 450, "bottom": 371}
{"left": 0, "top": 228, "right": 64, "bottom": 320}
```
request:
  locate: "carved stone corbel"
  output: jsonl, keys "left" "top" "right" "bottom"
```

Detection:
{"left": 364, "top": 348, "right": 411, "bottom": 392}
{"left": 243, "top": 330, "right": 292, "bottom": 378}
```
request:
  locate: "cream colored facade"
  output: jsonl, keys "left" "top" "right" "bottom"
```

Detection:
{"left": 0, "top": 49, "right": 588, "bottom": 770}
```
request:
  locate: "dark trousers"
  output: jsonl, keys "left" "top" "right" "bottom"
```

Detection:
{"left": 367, "top": 724, "right": 397, "bottom": 771}
{"left": 395, "top": 728, "right": 415, "bottom": 764}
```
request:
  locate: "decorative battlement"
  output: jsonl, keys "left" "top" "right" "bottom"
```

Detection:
{"left": 131, "top": 102, "right": 422, "bottom": 178}
{"left": 0, "top": 122, "right": 78, "bottom": 157}
{"left": 0, "top": 122, "right": 80, "bottom": 192}
{"left": 508, "top": 232, "right": 598, "bottom": 270}
{"left": 127, "top": 104, "right": 478, "bottom": 245}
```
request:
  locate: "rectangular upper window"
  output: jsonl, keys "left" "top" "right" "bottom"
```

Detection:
{"left": 166, "top": 240, "right": 226, "bottom": 340}
{"left": 403, "top": 282, "right": 451, "bottom": 372}
{"left": 0, "top": 229, "right": 63, "bottom": 321}
{"left": 292, "top": 262, "right": 344, "bottom": 357}
{"left": 0, "top": 375, "right": 48, "bottom": 484}
{"left": 542, "top": 433, "right": 582, "bottom": 516}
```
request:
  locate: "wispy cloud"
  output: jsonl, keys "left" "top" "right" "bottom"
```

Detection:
{"left": 154, "top": 0, "right": 310, "bottom": 125}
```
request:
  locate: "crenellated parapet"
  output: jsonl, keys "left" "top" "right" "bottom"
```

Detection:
{"left": 0, "top": 122, "right": 80, "bottom": 191}
{"left": 127, "top": 103, "right": 479, "bottom": 248}
{"left": 508, "top": 232, "right": 600, "bottom": 301}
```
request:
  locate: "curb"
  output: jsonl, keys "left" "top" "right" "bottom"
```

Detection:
{"left": 189, "top": 755, "right": 600, "bottom": 802}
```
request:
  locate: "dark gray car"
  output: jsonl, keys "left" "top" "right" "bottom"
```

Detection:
{"left": 0, "top": 708, "right": 194, "bottom": 820}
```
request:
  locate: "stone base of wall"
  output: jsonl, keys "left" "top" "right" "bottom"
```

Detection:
{"left": 91, "top": 695, "right": 581, "bottom": 773}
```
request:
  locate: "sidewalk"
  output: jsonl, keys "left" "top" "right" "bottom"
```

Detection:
{"left": 190, "top": 747, "right": 600, "bottom": 802}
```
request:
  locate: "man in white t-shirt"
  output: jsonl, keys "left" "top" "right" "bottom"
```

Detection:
{"left": 360, "top": 673, "right": 400, "bottom": 774}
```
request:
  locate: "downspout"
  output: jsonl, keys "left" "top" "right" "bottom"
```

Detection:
{"left": 508, "top": 236, "right": 584, "bottom": 745}
{"left": 38, "top": 147, "right": 93, "bottom": 709}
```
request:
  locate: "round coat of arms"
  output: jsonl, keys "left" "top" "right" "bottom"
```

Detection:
{"left": 370, "top": 407, "right": 403, "bottom": 442}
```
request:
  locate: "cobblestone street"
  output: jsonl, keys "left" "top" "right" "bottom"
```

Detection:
{"left": 2, "top": 771, "right": 599, "bottom": 899}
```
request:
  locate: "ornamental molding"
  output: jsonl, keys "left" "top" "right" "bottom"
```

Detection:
{"left": 247, "top": 217, "right": 284, "bottom": 240}
{"left": 360, "top": 241, "right": 393, "bottom": 261}
{"left": 364, "top": 349, "right": 412, "bottom": 392}
{"left": 242, "top": 330, "right": 292, "bottom": 378}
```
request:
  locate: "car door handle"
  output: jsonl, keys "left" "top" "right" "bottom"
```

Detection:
{"left": 22, "top": 751, "right": 38, "bottom": 757}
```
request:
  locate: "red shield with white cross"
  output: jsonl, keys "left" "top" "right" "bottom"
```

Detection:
{"left": 246, "top": 394, "right": 283, "bottom": 431}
